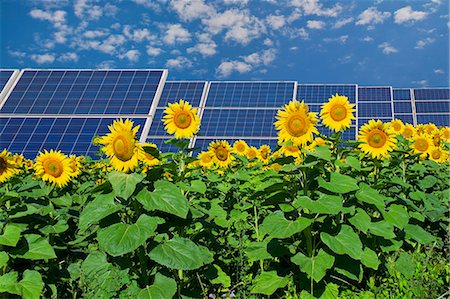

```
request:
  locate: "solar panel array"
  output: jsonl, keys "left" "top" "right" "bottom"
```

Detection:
{"left": 0, "top": 68, "right": 449, "bottom": 157}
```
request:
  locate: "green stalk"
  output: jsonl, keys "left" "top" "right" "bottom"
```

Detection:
{"left": 254, "top": 205, "right": 263, "bottom": 272}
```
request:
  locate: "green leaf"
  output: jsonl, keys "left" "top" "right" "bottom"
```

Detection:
{"left": 344, "top": 156, "right": 361, "bottom": 171}
{"left": 394, "top": 253, "right": 415, "bottom": 279}
{"left": 419, "top": 175, "right": 437, "bottom": 189}
{"left": 79, "top": 192, "right": 124, "bottom": 232}
{"left": 98, "top": 215, "right": 164, "bottom": 257}
{"left": 355, "top": 183, "right": 387, "bottom": 211}
{"left": 382, "top": 205, "right": 409, "bottom": 229}
{"left": 291, "top": 249, "right": 335, "bottom": 282}
{"left": 250, "top": 271, "right": 289, "bottom": 296}
{"left": 108, "top": 171, "right": 144, "bottom": 199}
{"left": 18, "top": 270, "right": 44, "bottom": 299}
{"left": 318, "top": 172, "right": 359, "bottom": 194}
{"left": 136, "top": 181, "right": 189, "bottom": 219}
{"left": 0, "top": 252, "right": 9, "bottom": 268}
{"left": 320, "top": 283, "right": 339, "bottom": 299}
{"left": 189, "top": 180, "right": 207, "bottom": 194}
{"left": 295, "top": 194, "right": 344, "bottom": 215}
{"left": 260, "top": 211, "right": 311, "bottom": 239}
{"left": 360, "top": 248, "right": 379, "bottom": 270}
{"left": 305, "top": 145, "right": 332, "bottom": 161}
{"left": 348, "top": 208, "right": 371, "bottom": 233}
{"left": 334, "top": 255, "right": 363, "bottom": 282}
{"left": 40, "top": 220, "right": 69, "bottom": 235}
{"left": 404, "top": 224, "right": 437, "bottom": 244}
{"left": 320, "top": 225, "right": 363, "bottom": 260}
{"left": 205, "top": 264, "right": 231, "bottom": 288}
{"left": 138, "top": 273, "right": 177, "bottom": 299}
{"left": 245, "top": 242, "right": 271, "bottom": 261}
{"left": 0, "top": 271, "right": 19, "bottom": 295}
{"left": 13, "top": 234, "right": 56, "bottom": 260}
{"left": 149, "top": 237, "right": 213, "bottom": 270}
{"left": 0, "top": 223, "right": 27, "bottom": 246}
{"left": 368, "top": 221, "right": 395, "bottom": 239}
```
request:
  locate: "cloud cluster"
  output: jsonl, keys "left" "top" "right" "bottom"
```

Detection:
{"left": 216, "top": 49, "right": 276, "bottom": 77}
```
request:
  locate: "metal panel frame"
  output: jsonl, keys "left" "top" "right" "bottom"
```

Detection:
{"left": 0, "top": 69, "right": 21, "bottom": 110}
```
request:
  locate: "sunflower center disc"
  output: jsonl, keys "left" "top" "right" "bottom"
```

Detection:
{"left": 236, "top": 144, "right": 245, "bottom": 152}
{"left": 287, "top": 115, "right": 306, "bottom": 136}
{"left": 393, "top": 123, "right": 401, "bottom": 131}
{"left": 202, "top": 155, "right": 211, "bottom": 163}
{"left": 175, "top": 112, "right": 192, "bottom": 129}
{"left": 415, "top": 140, "right": 428, "bottom": 152}
{"left": 248, "top": 151, "right": 256, "bottom": 159}
{"left": 403, "top": 129, "right": 412, "bottom": 138}
{"left": 432, "top": 151, "right": 441, "bottom": 159}
{"left": 0, "top": 157, "right": 6, "bottom": 174}
{"left": 367, "top": 130, "right": 387, "bottom": 148}
{"left": 216, "top": 147, "right": 228, "bottom": 161}
{"left": 330, "top": 105, "right": 347, "bottom": 121}
{"left": 114, "top": 136, "right": 135, "bottom": 162}
{"left": 261, "top": 151, "right": 268, "bottom": 159}
{"left": 44, "top": 159, "right": 63, "bottom": 178}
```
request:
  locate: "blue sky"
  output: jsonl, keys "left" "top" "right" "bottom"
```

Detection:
{"left": 1, "top": 0, "right": 448, "bottom": 87}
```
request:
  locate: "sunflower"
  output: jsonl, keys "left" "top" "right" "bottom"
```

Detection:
{"left": 274, "top": 100, "right": 319, "bottom": 146}
{"left": 69, "top": 155, "right": 82, "bottom": 178}
{"left": 402, "top": 123, "right": 415, "bottom": 139}
{"left": 246, "top": 146, "right": 258, "bottom": 159}
{"left": 198, "top": 151, "right": 214, "bottom": 169}
{"left": 358, "top": 120, "right": 397, "bottom": 159}
{"left": 424, "top": 123, "right": 438, "bottom": 135}
{"left": 428, "top": 146, "right": 449, "bottom": 163}
{"left": 416, "top": 124, "right": 426, "bottom": 136}
{"left": 0, "top": 149, "right": 21, "bottom": 183}
{"left": 441, "top": 127, "right": 450, "bottom": 142}
{"left": 389, "top": 119, "right": 404, "bottom": 135}
{"left": 163, "top": 99, "right": 200, "bottom": 139}
{"left": 34, "top": 150, "right": 73, "bottom": 188}
{"left": 429, "top": 130, "right": 442, "bottom": 147}
{"left": 258, "top": 145, "right": 271, "bottom": 164}
{"left": 320, "top": 94, "right": 355, "bottom": 132}
{"left": 98, "top": 119, "right": 142, "bottom": 172}
{"left": 140, "top": 143, "right": 160, "bottom": 167}
{"left": 411, "top": 135, "right": 432, "bottom": 159}
{"left": 233, "top": 140, "right": 248, "bottom": 156}
{"left": 208, "top": 140, "right": 234, "bottom": 168}
{"left": 279, "top": 145, "right": 302, "bottom": 159}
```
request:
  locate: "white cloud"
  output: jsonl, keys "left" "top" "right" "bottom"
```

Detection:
{"left": 170, "top": 0, "right": 215, "bottom": 22}
{"left": 307, "top": 20, "right": 325, "bottom": 29}
{"left": 394, "top": 6, "right": 427, "bottom": 24}
{"left": 356, "top": 7, "right": 391, "bottom": 26}
{"left": 415, "top": 37, "right": 435, "bottom": 49}
{"left": 166, "top": 56, "right": 193, "bottom": 69}
{"left": 361, "top": 36, "right": 374, "bottom": 42}
{"left": 163, "top": 24, "right": 191, "bottom": 45}
{"left": 285, "top": 27, "right": 309, "bottom": 39}
{"left": 147, "top": 46, "right": 163, "bottom": 56}
{"left": 31, "top": 53, "right": 55, "bottom": 64}
{"left": 378, "top": 42, "right": 398, "bottom": 55}
{"left": 216, "top": 48, "right": 277, "bottom": 78}
{"left": 242, "top": 49, "right": 276, "bottom": 65}
{"left": 222, "top": 0, "right": 249, "bottom": 5}
{"left": 187, "top": 33, "right": 217, "bottom": 56}
{"left": 8, "top": 50, "right": 26, "bottom": 58}
{"left": 290, "top": 46, "right": 298, "bottom": 51}
{"left": 263, "top": 38, "right": 273, "bottom": 46}
{"left": 57, "top": 52, "right": 78, "bottom": 62}
{"left": 96, "top": 60, "right": 116, "bottom": 69}
{"left": 131, "top": 0, "right": 162, "bottom": 10}
{"left": 123, "top": 25, "right": 153, "bottom": 42}
{"left": 333, "top": 17, "right": 353, "bottom": 28}
{"left": 290, "top": 0, "right": 342, "bottom": 17}
{"left": 412, "top": 80, "right": 428, "bottom": 87}
{"left": 83, "top": 30, "right": 108, "bottom": 38}
{"left": 338, "top": 55, "right": 352, "bottom": 64}
{"left": 74, "top": 0, "right": 117, "bottom": 20}
{"left": 216, "top": 61, "right": 252, "bottom": 77}
{"left": 323, "top": 35, "right": 348, "bottom": 43}
{"left": 434, "top": 69, "right": 444, "bottom": 74}
{"left": 119, "top": 49, "right": 140, "bottom": 62}
{"left": 266, "top": 15, "right": 286, "bottom": 30}
{"left": 29, "top": 9, "right": 66, "bottom": 23}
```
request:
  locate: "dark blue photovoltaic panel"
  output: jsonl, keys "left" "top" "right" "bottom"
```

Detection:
{"left": 415, "top": 101, "right": 450, "bottom": 113}
{"left": 393, "top": 89, "right": 411, "bottom": 101}
{"left": 358, "top": 87, "right": 391, "bottom": 102}
{"left": 395, "top": 114, "right": 414, "bottom": 124}
{"left": 199, "top": 109, "right": 278, "bottom": 137}
{"left": 414, "top": 88, "right": 450, "bottom": 100}
{"left": 0, "top": 117, "right": 146, "bottom": 158}
{"left": 358, "top": 102, "right": 392, "bottom": 118}
{"left": 0, "top": 70, "right": 164, "bottom": 114}
{"left": 158, "top": 81, "right": 205, "bottom": 108}
{"left": 318, "top": 126, "right": 356, "bottom": 140}
{"left": 417, "top": 114, "right": 449, "bottom": 126}
{"left": 297, "top": 85, "right": 356, "bottom": 104}
{"left": 206, "top": 82, "right": 295, "bottom": 107}
{"left": 393, "top": 101, "right": 412, "bottom": 114}
{"left": 0, "top": 70, "right": 14, "bottom": 92}
{"left": 193, "top": 138, "right": 278, "bottom": 153}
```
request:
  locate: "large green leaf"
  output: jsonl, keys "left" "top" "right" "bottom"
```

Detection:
{"left": 355, "top": 184, "right": 387, "bottom": 211}
{"left": 418, "top": 175, "right": 437, "bottom": 189}
{"left": 404, "top": 224, "right": 437, "bottom": 244}
{"left": 250, "top": 271, "right": 289, "bottom": 296}
{"left": 245, "top": 242, "right": 271, "bottom": 261}
{"left": 360, "top": 248, "right": 379, "bottom": 270}
{"left": 79, "top": 192, "right": 124, "bottom": 232}
{"left": 394, "top": 253, "right": 415, "bottom": 279}
{"left": 0, "top": 251, "right": 9, "bottom": 268}
{"left": 13, "top": 234, "right": 56, "bottom": 260}
{"left": 108, "top": 171, "right": 144, "bottom": 199}
{"left": 295, "top": 194, "right": 344, "bottom": 215}
{"left": 0, "top": 271, "right": 19, "bottom": 295}
{"left": 368, "top": 221, "right": 395, "bottom": 239}
{"left": 18, "top": 270, "right": 44, "bottom": 299}
{"left": 0, "top": 223, "right": 27, "bottom": 246}
{"left": 149, "top": 237, "right": 213, "bottom": 270}
{"left": 260, "top": 211, "right": 311, "bottom": 239}
{"left": 138, "top": 273, "right": 177, "bottom": 299}
{"left": 291, "top": 249, "right": 335, "bottom": 282}
{"left": 320, "top": 225, "right": 363, "bottom": 260}
{"left": 348, "top": 208, "right": 371, "bottom": 233}
{"left": 320, "top": 283, "right": 339, "bottom": 299}
{"left": 382, "top": 205, "right": 409, "bottom": 229}
{"left": 305, "top": 145, "right": 332, "bottom": 161}
{"left": 136, "top": 181, "right": 189, "bottom": 219}
{"left": 98, "top": 215, "right": 164, "bottom": 256}
{"left": 318, "top": 172, "right": 359, "bottom": 194}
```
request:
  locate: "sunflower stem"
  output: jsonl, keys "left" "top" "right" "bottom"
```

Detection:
{"left": 253, "top": 205, "right": 264, "bottom": 272}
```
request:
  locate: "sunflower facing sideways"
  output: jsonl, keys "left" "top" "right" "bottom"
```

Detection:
{"left": 163, "top": 99, "right": 200, "bottom": 139}
{"left": 274, "top": 100, "right": 319, "bottom": 146}
{"left": 258, "top": 145, "right": 271, "bottom": 164}
{"left": 208, "top": 140, "right": 234, "bottom": 168}
{"left": 197, "top": 151, "right": 214, "bottom": 169}
{"left": 320, "top": 94, "right": 355, "bottom": 132}
{"left": 140, "top": 143, "right": 160, "bottom": 168}
{"left": 411, "top": 135, "right": 432, "bottom": 159}
{"left": 428, "top": 146, "right": 449, "bottom": 163}
{"left": 34, "top": 150, "right": 74, "bottom": 188}
{"left": 98, "top": 119, "right": 142, "bottom": 172}
{"left": 0, "top": 149, "right": 21, "bottom": 183}
{"left": 358, "top": 120, "right": 397, "bottom": 159}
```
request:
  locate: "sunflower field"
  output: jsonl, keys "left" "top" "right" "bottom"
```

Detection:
{"left": 0, "top": 96, "right": 449, "bottom": 299}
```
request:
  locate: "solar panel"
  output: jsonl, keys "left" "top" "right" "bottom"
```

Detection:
{"left": 414, "top": 88, "right": 450, "bottom": 100}
{"left": 205, "top": 82, "right": 295, "bottom": 107}
{"left": 393, "top": 101, "right": 413, "bottom": 114}
{"left": 0, "top": 70, "right": 15, "bottom": 92}
{"left": 396, "top": 114, "right": 414, "bottom": 124}
{"left": 415, "top": 101, "right": 450, "bottom": 114}
{"left": 358, "top": 87, "right": 391, "bottom": 102}
{"left": 0, "top": 117, "right": 147, "bottom": 158}
{"left": 0, "top": 70, "right": 166, "bottom": 115}
{"left": 359, "top": 102, "right": 393, "bottom": 118}
{"left": 416, "top": 115, "right": 449, "bottom": 127}
{"left": 393, "top": 89, "right": 411, "bottom": 101}
{"left": 297, "top": 84, "right": 357, "bottom": 104}
{"left": 157, "top": 81, "right": 206, "bottom": 108}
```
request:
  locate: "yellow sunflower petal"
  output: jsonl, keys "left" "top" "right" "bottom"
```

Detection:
{"left": 0, "top": 149, "right": 21, "bottom": 183}
{"left": 34, "top": 150, "right": 73, "bottom": 188}
{"left": 208, "top": 140, "right": 234, "bottom": 168}
{"left": 163, "top": 99, "right": 200, "bottom": 139}
{"left": 358, "top": 120, "right": 397, "bottom": 159}
{"left": 320, "top": 94, "right": 355, "bottom": 132}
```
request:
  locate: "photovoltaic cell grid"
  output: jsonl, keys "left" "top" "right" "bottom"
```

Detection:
{"left": 0, "top": 70, "right": 164, "bottom": 115}
{"left": 297, "top": 85, "right": 357, "bottom": 104}
{"left": 414, "top": 88, "right": 450, "bottom": 127}
{"left": 393, "top": 88, "right": 414, "bottom": 125}
{"left": 414, "top": 88, "right": 450, "bottom": 100}
{"left": 0, "top": 117, "right": 147, "bottom": 158}
{"left": 357, "top": 87, "right": 393, "bottom": 130}
{"left": 0, "top": 70, "right": 14, "bottom": 92}
{"left": 358, "top": 87, "right": 391, "bottom": 102}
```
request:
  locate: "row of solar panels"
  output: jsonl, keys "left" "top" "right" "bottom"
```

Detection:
{"left": 0, "top": 69, "right": 449, "bottom": 158}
